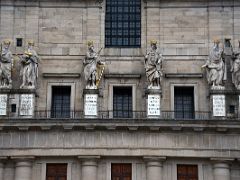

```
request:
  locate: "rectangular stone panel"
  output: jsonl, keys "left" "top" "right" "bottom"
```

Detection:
{"left": 0, "top": 94, "right": 8, "bottom": 116}
{"left": 20, "top": 94, "right": 34, "bottom": 116}
{"left": 84, "top": 94, "right": 98, "bottom": 116}
{"left": 212, "top": 95, "right": 226, "bottom": 117}
{"left": 147, "top": 94, "right": 161, "bottom": 117}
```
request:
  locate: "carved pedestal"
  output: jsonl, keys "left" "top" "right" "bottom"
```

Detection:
{"left": 83, "top": 89, "right": 99, "bottom": 118}
{"left": 0, "top": 89, "right": 36, "bottom": 118}
{"left": 0, "top": 94, "right": 8, "bottom": 116}
{"left": 210, "top": 91, "right": 226, "bottom": 118}
{"left": 146, "top": 89, "right": 162, "bottom": 118}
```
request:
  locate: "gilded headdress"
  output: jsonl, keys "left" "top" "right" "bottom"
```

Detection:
{"left": 87, "top": 40, "right": 94, "bottom": 47}
{"left": 150, "top": 40, "right": 157, "bottom": 45}
{"left": 3, "top": 39, "right": 11, "bottom": 45}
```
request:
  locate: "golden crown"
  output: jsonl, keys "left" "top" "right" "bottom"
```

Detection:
{"left": 27, "top": 40, "right": 34, "bottom": 46}
{"left": 3, "top": 39, "right": 11, "bottom": 45}
{"left": 87, "top": 40, "right": 94, "bottom": 46}
{"left": 213, "top": 38, "right": 220, "bottom": 44}
{"left": 150, "top": 40, "right": 157, "bottom": 45}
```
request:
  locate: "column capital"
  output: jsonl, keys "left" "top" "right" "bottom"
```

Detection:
{"left": 78, "top": 156, "right": 100, "bottom": 166}
{"left": 143, "top": 156, "right": 166, "bottom": 167}
{"left": 11, "top": 156, "right": 35, "bottom": 161}
{"left": 210, "top": 158, "right": 234, "bottom": 163}
{"left": 77, "top": 156, "right": 101, "bottom": 160}
{"left": 143, "top": 156, "right": 166, "bottom": 162}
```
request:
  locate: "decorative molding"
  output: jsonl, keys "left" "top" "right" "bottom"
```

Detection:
{"left": 165, "top": 73, "right": 203, "bottom": 78}
{"left": 0, "top": 89, "right": 36, "bottom": 94}
{"left": 43, "top": 73, "right": 80, "bottom": 78}
{"left": 104, "top": 74, "right": 141, "bottom": 79}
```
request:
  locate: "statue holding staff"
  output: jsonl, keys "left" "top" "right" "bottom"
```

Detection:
{"left": 83, "top": 41, "right": 105, "bottom": 89}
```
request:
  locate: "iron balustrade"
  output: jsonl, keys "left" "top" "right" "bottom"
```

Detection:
{"left": 6, "top": 110, "right": 216, "bottom": 120}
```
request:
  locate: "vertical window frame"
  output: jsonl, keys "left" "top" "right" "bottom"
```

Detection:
{"left": 51, "top": 86, "right": 71, "bottom": 118}
{"left": 47, "top": 82, "right": 76, "bottom": 118}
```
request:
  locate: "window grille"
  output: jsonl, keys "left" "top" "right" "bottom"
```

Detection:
{"left": 105, "top": 0, "right": 141, "bottom": 47}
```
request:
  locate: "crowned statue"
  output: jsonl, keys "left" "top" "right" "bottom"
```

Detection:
{"left": 0, "top": 40, "right": 13, "bottom": 89}
{"left": 19, "top": 40, "right": 39, "bottom": 89}
{"left": 83, "top": 41, "right": 105, "bottom": 89}
{"left": 144, "top": 40, "right": 163, "bottom": 89}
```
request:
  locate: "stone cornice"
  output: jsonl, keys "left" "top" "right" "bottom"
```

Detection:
{"left": 1, "top": 119, "right": 240, "bottom": 133}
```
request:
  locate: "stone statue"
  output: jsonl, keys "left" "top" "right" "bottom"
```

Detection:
{"left": 144, "top": 40, "right": 163, "bottom": 89}
{"left": 19, "top": 40, "right": 39, "bottom": 89}
{"left": 231, "top": 41, "right": 240, "bottom": 89}
{"left": 83, "top": 41, "right": 104, "bottom": 89}
{"left": 0, "top": 40, "right": 13, "bottom": 88}
{"left": 202, "top": 39, "right": 226, "bottom": 90}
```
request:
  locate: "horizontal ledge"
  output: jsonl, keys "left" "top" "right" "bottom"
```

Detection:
{"left": 0, "top": 89, "right": 36, "bottom": 94}
{"left": 104, "top": 74, "right": 141, "bottom": 78}
{"left": 165, "top": 73, "right": 203, "bottom": 78}
{"left": 209, "top": 89, "right": 240, "bottom": 95}
{"left": 43, "top": 73, "right": 80, "bottom": 78}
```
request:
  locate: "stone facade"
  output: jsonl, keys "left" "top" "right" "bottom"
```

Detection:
{"left": 0, "top": 0, "right": 240, "bottom": 180}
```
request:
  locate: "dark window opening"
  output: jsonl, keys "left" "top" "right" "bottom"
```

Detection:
{"left": 16, "top": 38, "right": 23, "bottom": 47}
{"left": 111, "top": 163, "right": 132, "bottom": 180}
{"left": 105, "top": 0, "right": 141, "bottom": 47}
{"left": 177, "top": 164, "right": 198, "bottom": 180}
{"left": 46, "top": 163, "right": 67, "bottom": 180}
{"left": 174, "top": 87, "right": 194, "bottom": 119}
{"left": 113, "top": 87, "right": 132, "bottom": 118}
{"left": 51, "top": 86, "right": 71, "bottom": 118}
{"left": 229, "top": 105, "right": 235, "bottom": 114}
{"left": 11, "top": 104, "right": 16, "bottom": 113}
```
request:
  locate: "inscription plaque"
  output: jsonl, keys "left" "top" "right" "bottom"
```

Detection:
{"left": 84, "top": 94, "right": 98, "bottom": 116}
{"left": 147, "top": 94, "right": 161, "bottom": 116}
{"left": 20, "top": 94, "right": 34, "bottom": 116}
{"left": 0, "top": 94, "right": 7, "bottom": 115}
{"left": 213, "top": 95, "right": 225, "bottom": 117}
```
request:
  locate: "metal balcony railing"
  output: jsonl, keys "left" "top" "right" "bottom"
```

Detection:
{"left": 12, "top": 110, "right": 215, "bottom": 120}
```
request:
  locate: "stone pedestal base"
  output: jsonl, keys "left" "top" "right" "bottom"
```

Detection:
{"left": 0, "top": 94, "right": 8, "bottom": 116}
{"left": 83, "top": 89, "right": 99, "bottom": 118}
{"left": 19, "top": 94, "right": 35, "bottom": 118}
{"left": 0, "top": 89, "right": 36, "bottom": 118}
{"left": 146, "top": 89, "right": 162, "bottom": 118}
{"left": 210, "top": 94, "right": 226, "bottom": 118}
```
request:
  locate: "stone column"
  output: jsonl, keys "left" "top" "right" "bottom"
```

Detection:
{"left": 211, "top": 158, "right": 233, "bottom": 180}
{"left": 12, "top": 157, "right": 34, "bottom": 180}
{"left": 144, "top": 156, "right": 166, "bottom": 180}
{"left": 78, "top": 156, "right": 100, "bottom": 180}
